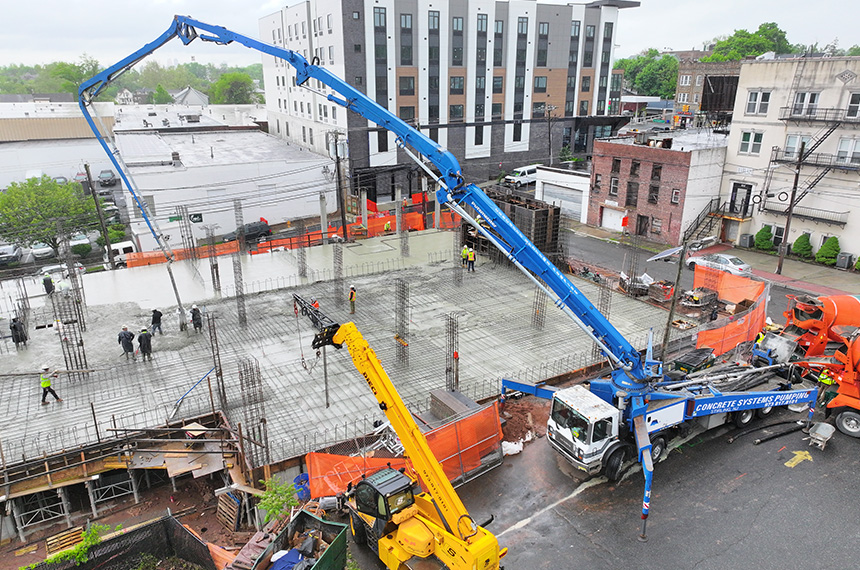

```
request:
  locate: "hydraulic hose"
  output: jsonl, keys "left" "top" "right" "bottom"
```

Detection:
{"left": 727, "top": 420, "right": 801, "bottom": 444}
{"left": 753, "top": 424, "right": 805, "bottom": 445}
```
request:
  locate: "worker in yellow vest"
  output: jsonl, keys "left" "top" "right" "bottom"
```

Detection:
{"left": 349, "top": 285, "right": 357, "bottom": 314}
{"left": 467, "top": 248, "right": 476, "bottom": 272}
{"left": 40, "top": 365, "right": 63, "bottom": 405}
{"left": 461, "top": 245, "right": 469, "bottom": 267}
{"left": 817, "top": 368, "right": 835, "bottom": 405}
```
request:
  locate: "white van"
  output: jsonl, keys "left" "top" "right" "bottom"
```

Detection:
{"left": 103, "top": 240, "right": 137, "bottom": 269}
{"left": 504, "top": 164, "right": 541, "bottom": 188}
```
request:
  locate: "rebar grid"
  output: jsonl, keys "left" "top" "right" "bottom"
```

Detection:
{"left": 59, "top": 230, "right": 86, "bottom": 330}
{"left": 592, "top": 282, "right": 613, "bottom": 361}
{"left": 532, "top": 285, "right": 548, "bottom": 329}
{"left": 395, "top": 278, "right": 409, "bottom": 363}
{"left": 238, "top": 356, "right": 265, "bottom": 468}
{"left": 50, "top": 294, "right": 88, "bottom": 381}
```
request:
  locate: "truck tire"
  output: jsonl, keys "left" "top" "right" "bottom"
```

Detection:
{"left": 604, "top": 447, "right": 627, "bottom": 481}
{"left": 835, "top": 410, "right": 860, "bottom": 438}
{"left": 650, "top": 437, "right": 666, "bottom": 461}
{"left": 756, "top": 406, "right": 774, "bottom": 418}
{"left": 350, "top": 512, "right": 366, "bottom": 545}
{"left": 687, "top": 261, "right": 696, "bottom": 270}
{"left": 734, "top": 409, "right": 755, "bottom": 428}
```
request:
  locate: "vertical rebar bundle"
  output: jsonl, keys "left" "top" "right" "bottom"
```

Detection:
{"left": 592, "top": 284, "right": 612, "bottom": 361}
{"left": 207, "top": 313, "right": 227, "bottom": 412}
{"left": 399, "top": 200, "right": 410, "bottom": 257}
{"left": 296, "top": 220, "right": 307, "bottom": 278}
{"left": 532, "top": 285, "right": 548, "bottom": 329}
{"left": 238, "top": 356, "right": 265, "bottom": 468}
{"left": 445, "top": 312, "right": 459, "bottom": 391}
{"left": 177, "top": 205, "right": 198, "bottom": 260}
{"left": 50, "top": 295, "right": 87, "bottom": 382}
{"left": 205, "top": 226, "right": 221, "bottom": 293}
{"left": 395, "top": 278, "right": 409, "bottom": 363}
{"left": 59, "top": 229, "right": 86, "bottom": 330}
{"left": 232, "top": 200, "right": 247, "bottom": 326}
{"left": 333, "top": 242, "right": 344, "bottom": 307}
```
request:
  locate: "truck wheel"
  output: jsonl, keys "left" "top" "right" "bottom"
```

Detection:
{"left": 687, "top": 261, "right": 696, "bottom": 270}
{"left": 650, "top": 437, "right": 666, "bottom": 461}
{"left": 734, "top": 409, "right": 755, "bottom": 428}
{"left": 835, "top": 410, "right": 860, "bottom": 438}
{"left": 349, "top": 512, "right": 366, "bottom": 545}
{"left": 604, "top": 448, "right": 627, "bottom": 481}
{"left": 756, "top": 406, "right": 774, "bottom": 419}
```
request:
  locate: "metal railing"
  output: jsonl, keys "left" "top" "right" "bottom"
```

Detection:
{"left": 761, "top": 199, "right": 849, "bottom": 226}
{"left": 770, "top": 147, "right": 860, "bottom": 170}
{"left": 778, "top": 106, "right": 860, "bottom": 124}
{"left": 682, "top": 197, "right": 722, "bottom": 242}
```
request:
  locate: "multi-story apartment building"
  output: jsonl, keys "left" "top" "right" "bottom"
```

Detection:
{"left": 260, "top": 0, "right": 637, "bottom": 202}
{"left": 716, "top": 57, "right": 860, "bottom": 258}
{"left": 674, "top": 60, "right": 741, "bottom": 127}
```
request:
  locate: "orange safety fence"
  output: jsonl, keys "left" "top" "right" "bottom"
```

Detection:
{"left": 125, "top": 241, "right": 240, "bottom": 267}
{"left": 306, "top": 402, "right": 502, "bottom": 499}
{"left": 694, "top": 265, "right": 768, "bottom": 355}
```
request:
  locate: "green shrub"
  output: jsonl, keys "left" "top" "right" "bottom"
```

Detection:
{"left": 20, "top": 524, "right": 119, "bottom": 569}
{"left": 815, "top": 236, "right": 841, "bottom": 265}
{"left": 71, "top": 243, "right": 92, "bottom": 257}
{"left": 791, "top": 233, "right": 813, "bottom": 259}
{"left": 855, "top": 257, "right": 860, "bottom": 271}
{"left": 257, "top": 477, "right": 299, "bottom": 524}
{"left": 754, "top": 225, "right": 774, "bottom": 251}
{"left": 96, "top": 228, "right": 126, "bottom": 248}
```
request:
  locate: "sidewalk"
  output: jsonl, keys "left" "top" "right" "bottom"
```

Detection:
{"left": 566, "top": 221, "right": 860, "bottom": 296}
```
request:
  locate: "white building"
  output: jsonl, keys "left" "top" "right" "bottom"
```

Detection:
{"left": 717, "top": 57, "right": 860, "bottom": 261}
{"left": 259, "top": 0, "right": 637, "bottom": 201}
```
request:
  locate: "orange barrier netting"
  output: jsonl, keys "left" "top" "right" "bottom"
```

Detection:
{"left": 306, "top": 402, "right": 502, "bottom": 499}
{"left": 694, "top": 265, "right": 768, "bottom": 355}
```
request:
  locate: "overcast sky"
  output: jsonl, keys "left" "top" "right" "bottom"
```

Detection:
{"left": 0, "top": 0, "right": 857, "bottom": 68}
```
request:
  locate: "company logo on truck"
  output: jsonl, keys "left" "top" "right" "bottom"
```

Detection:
{"left": 691, "top": 390, "right": 813, "bottom": 416}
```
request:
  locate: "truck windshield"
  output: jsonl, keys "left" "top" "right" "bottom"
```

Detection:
{"left": 550, "top": 399, "right": 590, "bottom": 443}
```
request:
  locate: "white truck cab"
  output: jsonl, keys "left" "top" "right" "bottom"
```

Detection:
{"left": 503, "top": 164, "right": 541, "bottom": 188}
{"left": 103, "top": 240, "right": 137, "bottom": 268}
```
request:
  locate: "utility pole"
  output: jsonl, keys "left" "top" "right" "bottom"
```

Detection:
{"left": 660, "top": 242, "right": 687, "bottom": 359}
{"left": 85, "top": 163, "right": 115, "bottom": 269}
{"left": 547, "top": 105, "right": 557, "bottom": 166}
{"left": 330, "top": 131, "right": 349, "bottom": 241}
{"left": 776, "top": 141, "right": 805, "bottom": 275}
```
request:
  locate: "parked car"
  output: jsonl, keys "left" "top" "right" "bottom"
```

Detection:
{"left": 504, "top": 164, "right": 541, "bottom": 188}
{"left": 0, "top": 244, "right": 23, "bottom": 266}
{"left": 103, "top": 205, "right": 121, "bottom": 224}
{"left": 29, "top": 242, "right": 56, "bottom": 260}
{"left": 74, "top": 172, "right": 88, "bottom": 184}
{"left": 37, "top": 262, "right": 85, "bottom": 278}
{"left": 686, "top": 252, "right": 752, "bottom": 276}
{"left": 53, "top": 176, "right": 69, "bottom": 185}
{"left": 69, "top": 234, "right": 91, "bottom": 250}
{"left": 98, "top": 169, "right": 117, "bottom": 187}
{"left": 223, "top": 221, "right": 271, "bottom": 242}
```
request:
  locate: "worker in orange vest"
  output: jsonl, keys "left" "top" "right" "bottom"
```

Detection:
{"left": 349, "top": 285, "right": 357, "bottom": 314}
{"left": 467, "top": 248, "right": 476, "bottom": 272}
{"left": 311, "top": 297, "right": 320, "bottom": 310}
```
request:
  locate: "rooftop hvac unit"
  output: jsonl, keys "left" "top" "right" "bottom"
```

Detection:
{"left": 836, "top": 252, "right": 854, "bottom": 269}
{"left": 739, "top": 234, "right": 754, "bottom": 248}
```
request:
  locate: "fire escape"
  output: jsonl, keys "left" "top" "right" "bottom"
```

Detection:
{"left": 761, "top": 57, "right": 858, "bottom": 227}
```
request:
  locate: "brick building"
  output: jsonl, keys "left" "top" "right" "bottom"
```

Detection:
{"left": 588, "top": 128, "right": 727, "bottom": 245}
{"left": 674, "top": 60, "right": 741, "bottom": 127}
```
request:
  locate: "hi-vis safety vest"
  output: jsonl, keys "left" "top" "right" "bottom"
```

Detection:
{"left": 462, "top": 247, "right": 468, "bottom": 259}
{"left": 349, "top": 290, "right": 356, "bottom": 302}
{"left": 819, "top": 369, "right": 834, "bottom": 385}
{"left": 468, "top": 250, "right": 476, "bottom": 261}
{"left": 40, "top": 373, "right": 52, "bottom": 388}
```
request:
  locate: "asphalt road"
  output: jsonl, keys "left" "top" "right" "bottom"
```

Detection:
{"left": 348, "top": 408, "right": 860, "bottom": 569}
{"left": 559, "top": 230, "right": 794, "bottom": 323}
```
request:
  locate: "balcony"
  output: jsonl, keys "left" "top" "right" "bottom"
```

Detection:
{"left": 771, "top": 147, "right": 860, "bottom": 171}
{"left": 778, "top": 106, "right": 860, "bottom": 126}
{"left": 761, "top": 199, "right": 849, "bottom": 227}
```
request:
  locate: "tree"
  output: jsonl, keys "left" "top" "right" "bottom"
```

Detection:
{"left": 558, "top": 145, "right": 574, "bottom": 163}
{"left": 0, "top": 176, "right": 98, "bottom": 252}
{"left": 702, "top": 23, "right": 792, "bottom": 61}
{"left": 815, "top": 236, "right": 841, "bottom": 265}
{"left": 153, "top": 84, "right": 173, "bottom": 104}
{"left": 49, "top": 54, "right": 100, "bottom": 95}
{"left": 614, "top": 49, "right": 677, "bottom": 98}
{"left": 257, "top": 477, "right": 299, "bottom": 523}
{"left": 754, "top": 225, "right": 774, "bottom": 251}
{"left": 210, "top": 72, "right": 255, "bottom": 104}
{"left": 791, "top": 233, "right": 813, "bottom": 259}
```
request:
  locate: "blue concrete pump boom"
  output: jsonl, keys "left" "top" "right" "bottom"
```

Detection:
{"left": 78, "top": 14, "right": 663, "bottom": 532}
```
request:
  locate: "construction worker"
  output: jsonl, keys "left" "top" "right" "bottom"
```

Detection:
{"left": 190, "top": 305, "right": 203, "bottom": 333}
{"left": 384, "top": 220, "right": 391, "bottom": 232}
{"left": 10, "top": 317, "right": 27, "bottom": 349}
{"left": 311, "top": 297, "right": 320, "bottom": 310}
{"left": 755, "top": 330, "right": 765, "bottom": 345}
{"left": 118, "top": 325, "right": 136, "bottom": 360}
{"left": 817, "top": 368, "right": 835, "bottom": 405}
{"left": 461, "top": 244, "right": 468, "bottom": 267}
{"left": 349, "top": 285, "right": 356, "bottom": 314}
{"left": 138, "top": 327, "right": 153, "bottom": 361}
{"left": 42, "top": 273, "right": 54, "bottom": 295}
{"left": 151, "top": 308, "right": 163, "bottom": 335}
{"left": 467, "top": 248, "right": 476, "bottom": 272}
{"left": 40, "top": 365, "right": 62, "bottom": 405}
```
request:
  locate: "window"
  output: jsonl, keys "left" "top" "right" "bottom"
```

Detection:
{"left": 567, "top": 76, "right": 577, "bottom": 88}
{"left": 401, "top": 14, "right": 412, "bottom": 29}
{"left": 450, "top": 104, "right": 464, "bottom": 121}
{"left": 477, "top": 47, "right": 487, "bottom": 63}
{"left": 517, "top": 17, "right": 528, "bottom": 35}
{"left": 513, "top": 120, "right": 522, "bottom": 141}
{"left": 739, "top": 131, "right": 763, "bottom": 154}
{"left": 475, "top": 103, "right": 485, "bottom": 117}
{"left": 784, "top": 134, "right": 811, "bottom": 159}
{"left": 327, "top": 14, "right": 333, "bottom": 30}
{"left": 373, "top": 7, "right": 386, "bottom": 28}
{"left": 475, "top": 125, "right": 484, "bottom": 145}
{"left": 300, "top": 102, "right": 304, "bottom": 113}
{"left": 679, "top": 75, "right": 691, "bottom": 86}
{"left": 630, "top": 160, "right": 640, "bottom": 177}
{"left": 477, "top": 14, "right": 488, "bottom": 32}
{"left": 570, "top": 21, "right": 580, "bottom": 38}
{"left": 399, "top": 76, "right": 415, "bottom": 96}
{"left": 428, "top": 105, "right": 439, "bottom": 120}
{"left": 534, "top": 76, "right": 547, "bottom": 93}
{"left": 677, "top": 92, "right": 689, "bottom": 103}
{"left": 651, "top": 164, "right": 662, "bottom": 181}
{"left": 648, "top": 185, "right": 660, "bottom": 204}
{"left": 579, "top": 100, "right": 589, "bottom": 115}
{"left": 401, "top": 45, "right": 413, "bottom": 65}
{"left": 537, "top": 47, "right": 548, "bottom": 67}
{"left": 428, "top": 46, "right": 440, "bottom": 61}
{"left": 793, "top": 92, "right": 819, "bottom": 116}
{"left": 494, "top": 20, "right": 503, "bottom": 34}
{"left": 651, "top": 217, "right": 662, "bottom": 234}
{"left": 565, "top": 100, "right": 575, "bottom": 114}
{"left": 772, "top": 225, "right": 786, "bottom": 247}
{"left": 493, "top": 76, "right": 503, "bottom": 93}
{"left": 452, "top": 47, "right": 463, "bottom": 65}
{"left": 848, "top": 93, "right": 860, "bottom": 118}
{"left": 354, "top": 76, "right": 363, "bottom": 85}
{"left": 428, "top": 11, "right": 439, "bottom": 30}
{"left": 452, "top": 17, "right": 463, "bottom": 32}
{"left": 492, "top": 103, "right": 502, "bottom": 117}
{"left": 493, "top": 46, "right": 503, "bottom": 67}
{"left": 476, "top": 76, "right": 485, "bottom": 90}
{"left": 593, "top": 173, "right": 602, "bottom": 193}
{"left": 836, "top": 138, "right": 860, "bottom": 164}
{"left": 428, "top": 76, "right": 439, "bottom": 91}
{"left": 533, "top": 102, "right": 546, "bottom": 117}
{"left": 375, "top": 44, "right": 387, "bottom": 59}
{"left": 539, "top": 22, "right": 549, "bottom": 35}
{"left": 378, "top": 130, "right": 388, "bottom": 152}
{"left": 599, "top": 75, "right": 607, "bottom": 88}
{"left": 581, "top": 77, "right": 591, "bottom": 92}
{"left": 450, "top": 76, "right": 464, "bottom": 94}
{"left": 354, "top": 43, "right": 362, "bottom": 52}
{"left": 611, "top": 158, "right": 620, "bottom": 173}
{"left": 693, "top": 93, "right": 700, "bottom": 103}
{"left": 696, "top": 75, "right": 703, "bottom": 86}
{"left": 302, "top": 126, "right": 307, "bottom": 142}
{"left": 583, "top": 51, "right": 593, "bottom": 67}
{"left": 746, "top": 91, "right": 771, "bottom": 114}
{"left": 302, "top": 21, "right": 306, "bottom": 35}
{"left": 514, "top": 76, "right": 525, "bottom": 89}
{"left": 585, "top": 25, "right": 595, "bottom": 38}
{"left": 332, "top": 106, "right": 337, "bottom": 120}
{"left": 609, "top": 177, "right": 619, "bottom": 196}
{"left": 308, "top": 128, "right": 314, "bottom": 145}
{"left": 603, "top": 22, "right": 613, "bottom": 38}
{"left": 671, "top": 188, "right": 681, "bottom": 204}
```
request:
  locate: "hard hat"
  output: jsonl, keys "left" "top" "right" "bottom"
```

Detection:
{"left": 44, "top": 273, "right": 50, "bottom": 277}
{"left": 41, "top": 365, "right": 49, "bottom": 371}
{"left": 469, "top": 248, "right": 473, "bottom": 252}
{"left": 192, "top": 304, "right": 198, "bottom": 309}
{"left": 311, "top": 297, "right": 316, "bottom": 302}
{"left": 141, "top": 327, "right": 147, "bottom": 332}
{"left": 122, "top": 325, "right": 128, "bottom": 329}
